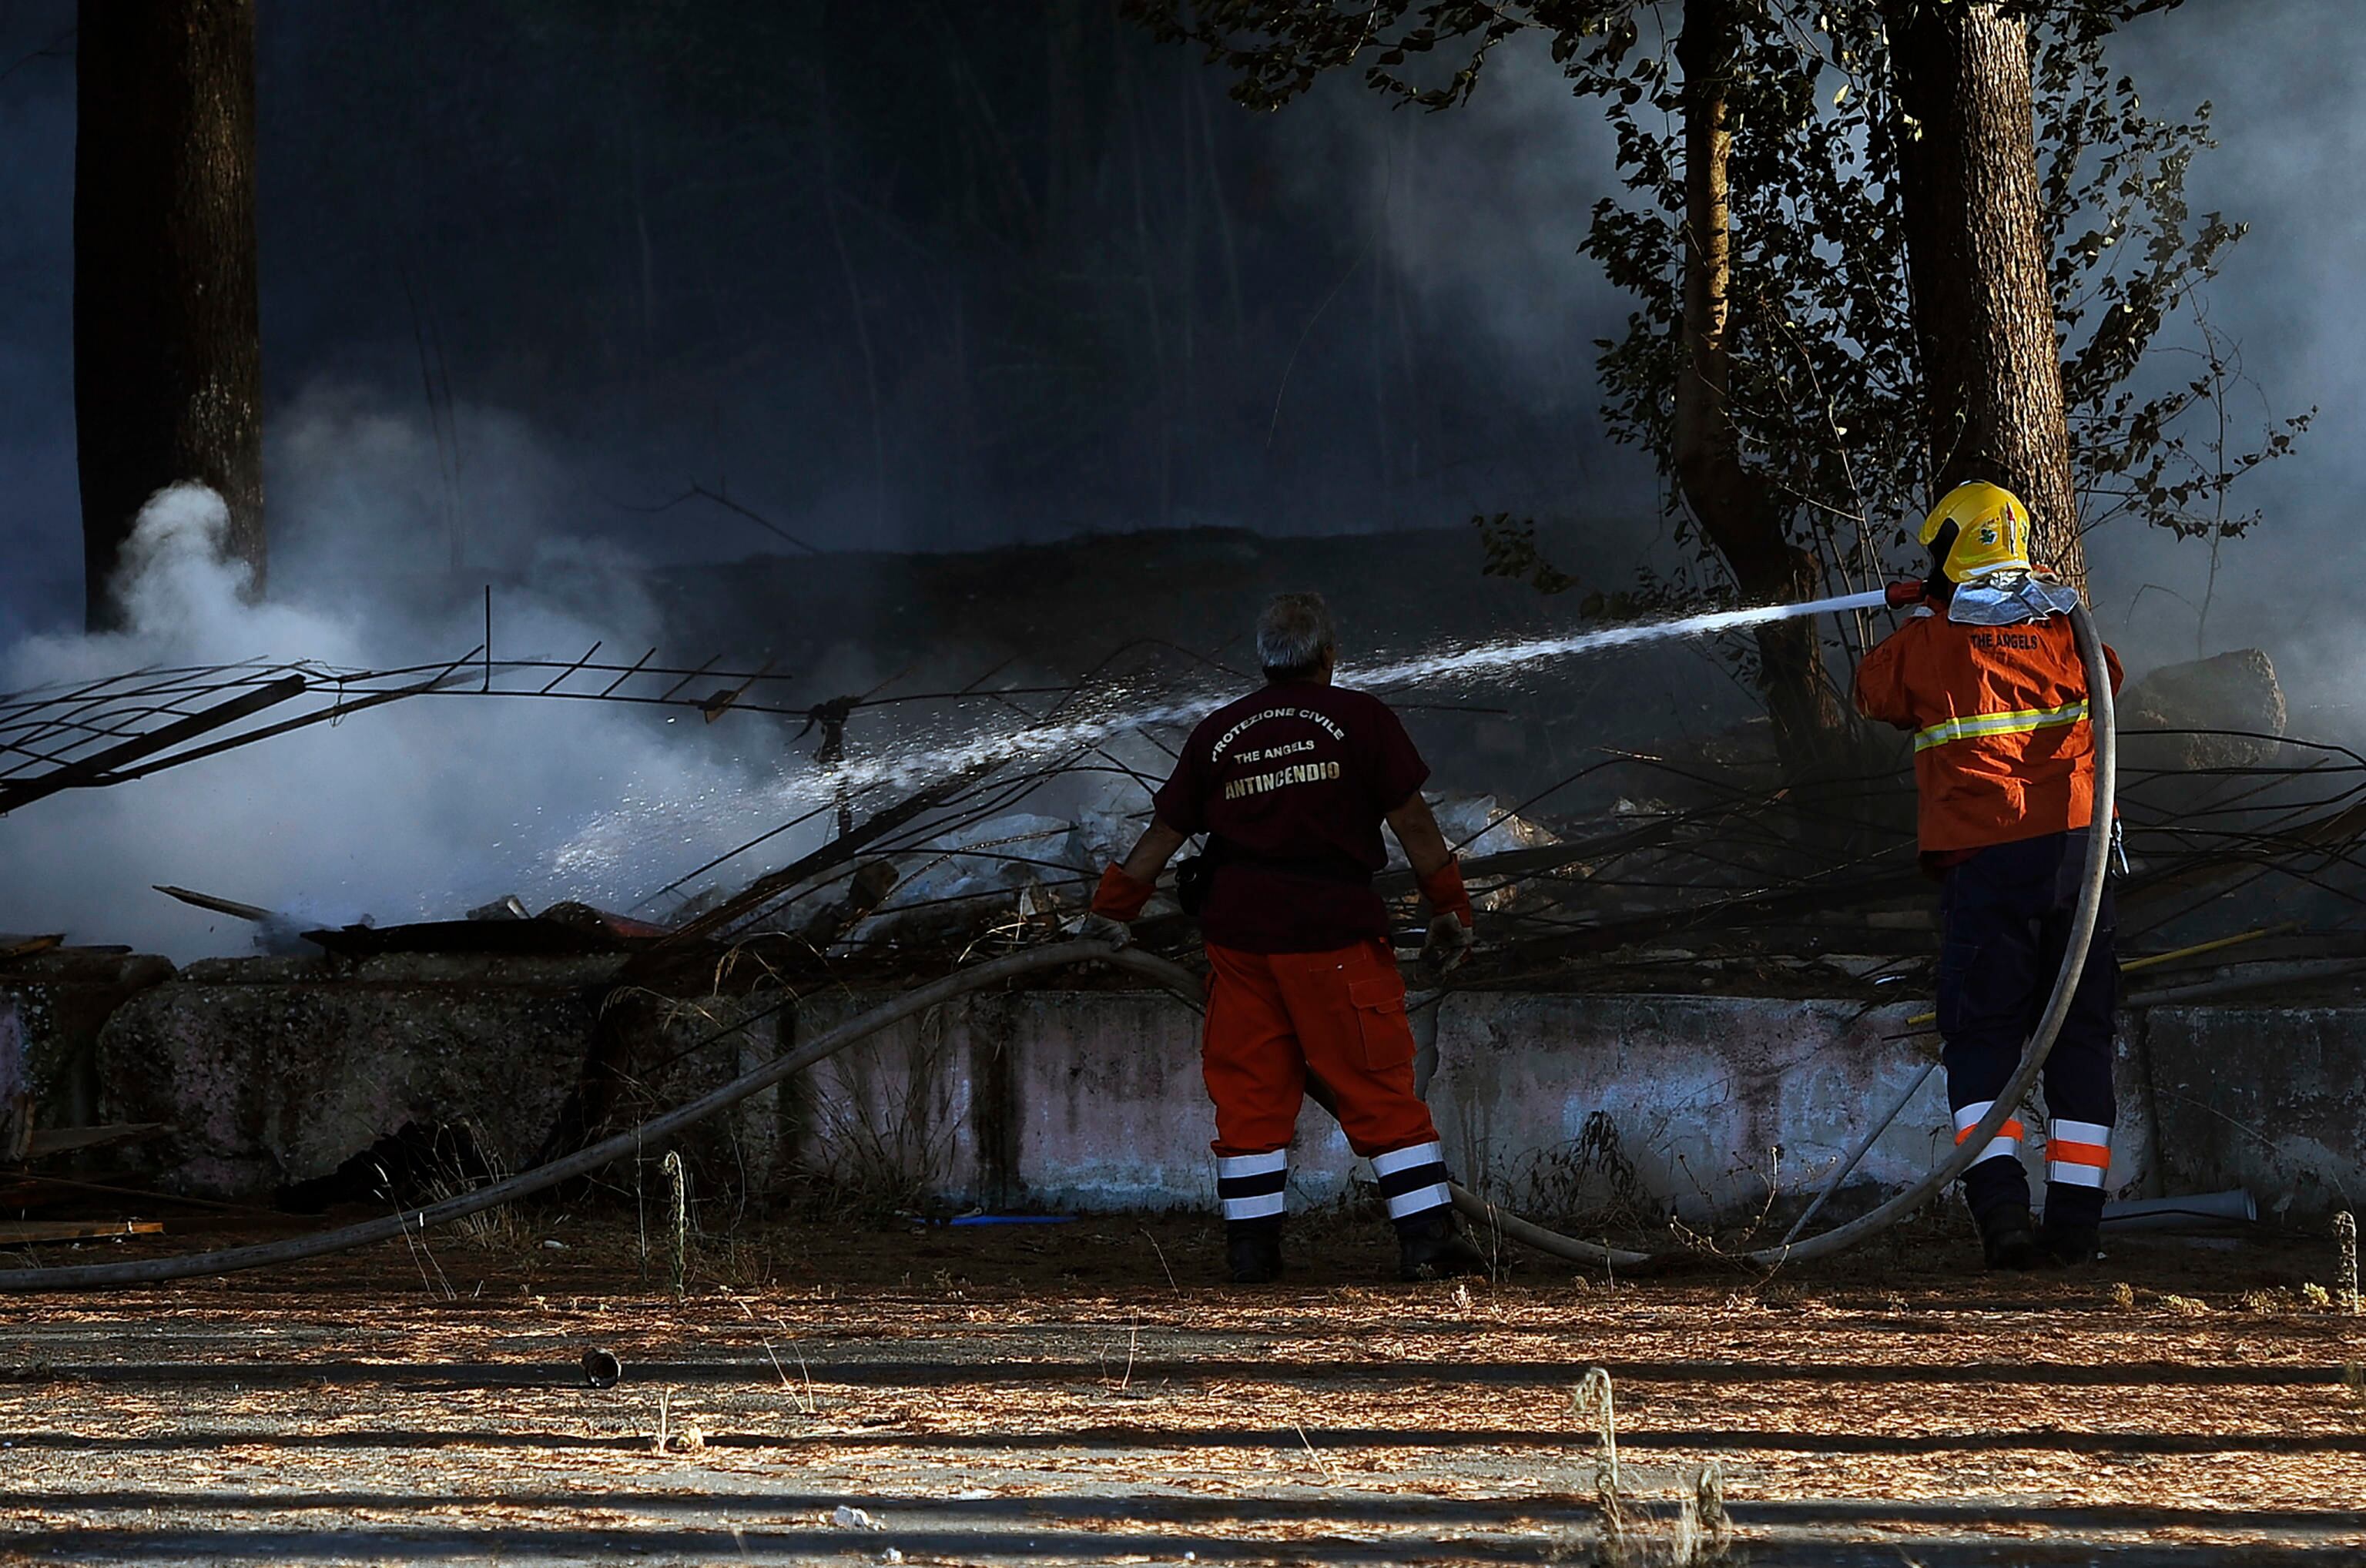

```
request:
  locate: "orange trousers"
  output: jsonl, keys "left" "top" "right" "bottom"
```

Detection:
{"left": 1201, "top": 937, "right": 1439, "bottom": 1159}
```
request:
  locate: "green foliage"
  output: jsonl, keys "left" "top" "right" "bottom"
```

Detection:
{"left": 1577, "top": 2, "right": 2307, "bottom": 614}
{"left": 2037, "top": 42, "right": 2315, "bottom": 544}
{"left": 1121, "top": 1, "right": 1638, "bottom": 112}
{"left": 1580, "top": 2, "right": 1925, "bottom": 607}
{"left": 1474, "top": 513, "right": 1580, "bottom": 595}
{"left": 1139, "top": 0, "right": 2307, "bottom": 652}
{"left": 1125, "top": 0, "right": 2188, "bottom": 116}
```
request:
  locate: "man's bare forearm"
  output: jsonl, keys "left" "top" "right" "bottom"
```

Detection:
{"left": 1384, "top": 792, "right": 1453, "bottom": 879}
{"left": 1118, "top": 818, "right": 1189, "bottom": 884}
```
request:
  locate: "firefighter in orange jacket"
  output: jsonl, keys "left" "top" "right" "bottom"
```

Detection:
{"left": 1856, "top": 481, "right": 2124, "bottom": 1271}
{"left": 1083, "top": 592, "right": 1489, "bottom": 1286}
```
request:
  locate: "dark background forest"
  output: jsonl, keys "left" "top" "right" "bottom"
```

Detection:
{"left": 2, "top": 2, "right": 1639, "bottom": 612}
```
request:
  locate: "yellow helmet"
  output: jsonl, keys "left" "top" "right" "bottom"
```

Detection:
{"left": 1919, "top": 481, "right": 2033, "bottom": 584}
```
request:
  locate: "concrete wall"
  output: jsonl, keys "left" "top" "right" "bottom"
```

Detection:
{"left": 65, "top": 953, "right": 2366, "bottom": 1220}
{"left": 779, "top": 990, "right": 1436, "bottom": 1215}
{"left": 95, "top": 954, "right": 802, "bottom": 1198}
{"left": 733, "top": 990, "right": 2361, "bottom": 1220}
{"left": 1430, "top": 993, "right": 2162, "bottom": 1222}
{"left": 98, "top": 954, "right": 626, "bottom": 1194}
{"left": 2145, "top": 1006, "right": 2366, "bottom": 1218}
{"left": 774, "top": 990, "right": 2179, "bottom": 1223}
{"left": 0, "top": 950, "right": 175, "bottom": 1129}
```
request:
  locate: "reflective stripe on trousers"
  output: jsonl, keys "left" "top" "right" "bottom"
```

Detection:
{"left": 1215, "top": 1150, "right": 1288, "bottom": 1221}
{"left": 1953, "top": 1100, "right": 2025, "bottom": 1168}
{"left": 2046, "top": 1117, "right": 2111, "bottom": 1189}
{"left": 1370, "top": 1140, "right": 1451, "bottom": 1221}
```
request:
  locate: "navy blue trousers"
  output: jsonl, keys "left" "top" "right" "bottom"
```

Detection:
{"left": 1937, "top": 830, "right": 2118, "bottom": 1225}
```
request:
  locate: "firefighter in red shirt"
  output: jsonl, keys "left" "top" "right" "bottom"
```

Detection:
{"left": 1085, "top": 593, "right": 1489, "bottom": 1285}
{"left": 1856, "top": 481, "right": 2125, "bottom": 1271}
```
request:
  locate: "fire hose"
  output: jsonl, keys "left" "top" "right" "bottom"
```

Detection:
{"left": 1436, "top": 596, "right": 2115, "bottom": 1270}
{"left": 0, "top": 602, "right": 2113, "bottom": 1291}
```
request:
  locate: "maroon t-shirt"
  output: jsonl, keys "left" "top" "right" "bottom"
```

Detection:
{"left": 1151, "top": 681, "right": 1431, "bottom": 953}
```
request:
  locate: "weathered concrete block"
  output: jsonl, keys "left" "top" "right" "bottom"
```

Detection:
{"left": 2143, "top": 1004, "right": 2365, "bottom": 1217}
{"left": 97, "top": 954, "right": 628, "bottom": 1196}
{"left": 90, "top": 946, "right": 798, "bottom": 1203}
{"left": 783, "top": 990, "right": 987, "bottom": 1211}
{"left": 587, "top": 985, "right": 795, "bottom": 1202}
{"left": 2120, "top": 648, "right": 2287, "bottom": 773}
{"left": 0, "top": 950, "right": 175, "bottom": 1128}
{"left": 1433, "top": 993, "right": 1902, "bottom": 1222}
{"left": 1003, "top": 991, "right": 1215, "bottom": 1211}
{"left": 2100, "top": 1023, "right": 2162, "bottom": 1201}
{"left": 779, "top": 990, "right": 1361, "bottom": 1214}
{"left": 1431, "top": 993, "right": 2157, "bottom": 1224}
{"left": 998, "top": 990, "right": 1368, "bottom": 1213}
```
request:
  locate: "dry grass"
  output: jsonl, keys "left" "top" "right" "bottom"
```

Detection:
{"left": 0, "top": 1215, "right": 2361, "bottom": 1562}
{"left": 1557, "top": 1369, "right": 1738, "bottom": 1566}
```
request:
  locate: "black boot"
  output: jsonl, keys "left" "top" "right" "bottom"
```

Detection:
{"left": 2038, "top": 1183, "right": 2104, "bottom": 1266}
{"left": 1396, "top": 1207, "right": 1488, "bottom": 1282}
{"left": 1225, "top": 1217, "right": 1283, "bottom": 1284}
{"left": 2037, "top": 1216, "right": 2100, "bottom": 1266}
{"left": 1975, "top": 1203, "right": 2039, "bottom": 1271}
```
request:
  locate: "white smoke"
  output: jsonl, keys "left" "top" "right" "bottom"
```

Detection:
{"left": 8, "top": 484, "right": 345, "bottom": 685}
{"left": 0, "top": 405, "right": 853, "bottom": 960}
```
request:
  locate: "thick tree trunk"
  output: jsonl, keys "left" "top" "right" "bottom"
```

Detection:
{"left": 1882, "top": 0, "right": 2084, "bottom": 591}
{"left": 1673, "top": 0, "right": 1842, "bottom": 771}
{"left": 75, "top": 0, "right": 264, "bottom": 631}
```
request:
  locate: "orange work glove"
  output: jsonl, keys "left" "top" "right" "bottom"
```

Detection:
{"left": 1090, "top": 864, "right": 1155, "bottom": 923}
{"left": 1416, "top": 859, "right": 1473, "bottom": 927}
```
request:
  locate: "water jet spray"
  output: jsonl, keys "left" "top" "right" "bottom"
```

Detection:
{"left": 798, "top": 586, "right": 1905, "bottom": 810}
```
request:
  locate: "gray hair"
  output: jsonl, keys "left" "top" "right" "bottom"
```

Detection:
{"left": 1256, "top": 592, "right": 1337, "bottom": 678}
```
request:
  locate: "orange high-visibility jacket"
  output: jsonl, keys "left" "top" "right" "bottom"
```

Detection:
{"left": 1855, "top": 609, "right": 2123, "bottom": 853}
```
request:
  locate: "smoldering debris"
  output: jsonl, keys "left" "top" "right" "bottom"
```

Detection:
{"left": 0, "top": 487, "right": 1973, "bottom": 961}
{"left": 4, "top": 491, "right": 2364, "bottom": 995}
{"left": 9, "top": 618, "right": 2366, "bottom": 993}
{"left": 152, "top": 884, "right": 324, "bottom": 956}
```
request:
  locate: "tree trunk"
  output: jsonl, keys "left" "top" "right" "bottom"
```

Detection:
{"left": 1882, "top": 0, "right": 2084, "bottom": 591}
{"left": 75, "top": 0, "right": 264, "bottom": 631}
{"left": 1672, "top": 0, "right": 1842, "bottom": 770}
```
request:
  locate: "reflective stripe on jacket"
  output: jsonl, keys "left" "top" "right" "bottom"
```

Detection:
{"left": 1855, "top": 609, "right": 2123, "bottom": 853}
{"left": 1914, "top": 698, "right": 2088, "bottom": 752}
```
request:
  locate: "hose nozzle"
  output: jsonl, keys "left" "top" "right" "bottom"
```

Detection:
{"left": 1885, "top": 579, "right": 1928, "bottom": 608}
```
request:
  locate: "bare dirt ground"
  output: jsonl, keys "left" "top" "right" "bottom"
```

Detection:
{"left": 1, "top": 1208, "right": 2362, "bottom": 1566}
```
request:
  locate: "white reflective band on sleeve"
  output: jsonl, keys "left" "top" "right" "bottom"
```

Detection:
{"left": 1369, "top": 1141, "right": 1445, "bottom": 1178}
{"left": 2046, "top": 1161, "right": 2108, "bottom": 1189}
{"left": 1221, "top": 1190, "right": 1287, "bottom": 1221}
{"left": 1216, "top": 1151, "right": 1289, "bottom": 1179}
{"left": 1952, "top": 1101, "right": 1996, "bottom": 1135}
{"left": 1968, "top": 1137, "right": 2020, "bottom": 1167}
{"left": 2050, "top": 1119, "right": 2113, "bottom": 1148}
{"left": 1384, "top": 1182, "right": 1453, "bottom": 1219}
